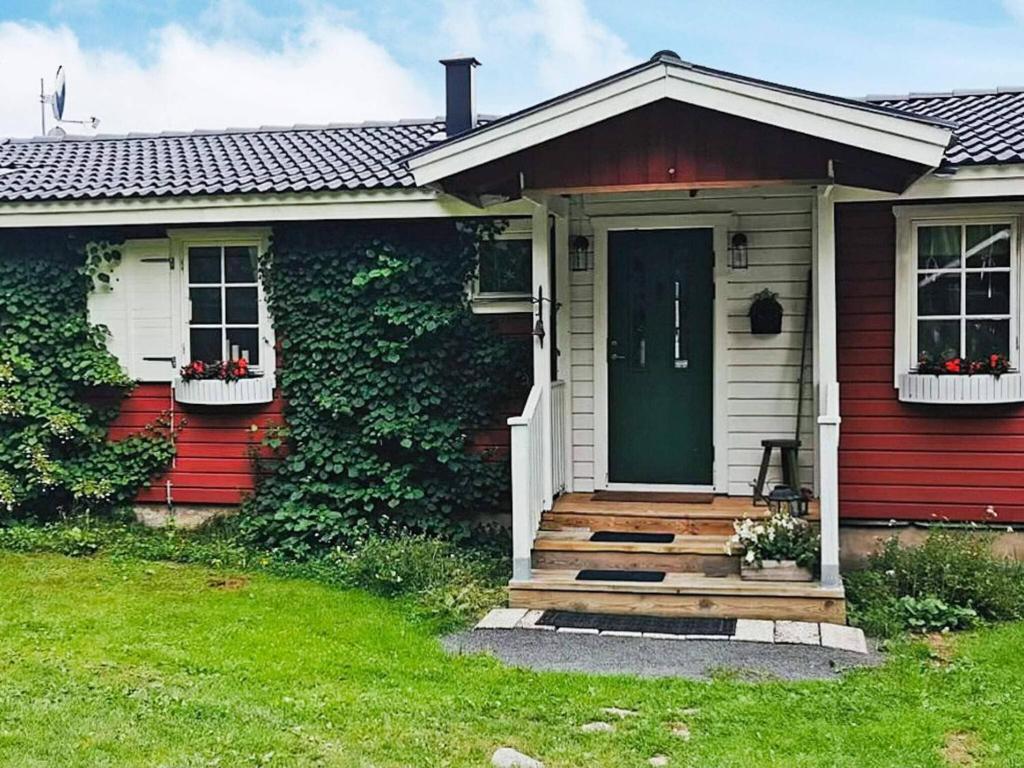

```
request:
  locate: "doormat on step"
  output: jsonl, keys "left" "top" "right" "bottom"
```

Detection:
{"left": 576, "top": 569, "right": 666, "bottom": 582}
{"left": 590, "top": 531, "right": 675, "bottom": 543}
{"left": 537, "top": 611, "right": 737, "bottom": 636}
{"left": 591, "top": 491, "right": 714, "bottom": 503}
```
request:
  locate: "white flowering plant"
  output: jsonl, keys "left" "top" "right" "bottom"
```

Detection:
{"left": 727, "top": 511, "right": 819, "bottom": 569}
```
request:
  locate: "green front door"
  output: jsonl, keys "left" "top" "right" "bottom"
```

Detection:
{"left": 607, "top": 229, "right": 714, "bottom": 485}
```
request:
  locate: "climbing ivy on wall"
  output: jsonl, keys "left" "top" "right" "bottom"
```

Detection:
{"left": 0, "top": 231, "right": 175, "bottom": 519}
{"left": 241, "top": 220, "right": 530, "bottom": 556}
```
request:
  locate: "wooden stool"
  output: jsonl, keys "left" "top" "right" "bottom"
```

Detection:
{"left": 753, "top": 438, "right": 801, "bottom": 504}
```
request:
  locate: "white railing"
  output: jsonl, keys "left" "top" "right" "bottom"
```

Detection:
{"left": 508, "top": 379, "right": 569, "bottom": 582}
{"left": 509, "top": 384, "right": 545, "bottom": 581}
{"left": 551, "top": 380, "right": 567, "bottom": 496}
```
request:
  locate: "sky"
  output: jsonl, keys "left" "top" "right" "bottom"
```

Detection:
{"left": 1, "top": 0, "right": 1024, "bottom": 138}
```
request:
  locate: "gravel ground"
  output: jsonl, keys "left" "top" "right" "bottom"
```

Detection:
{"left": 443, "top": 629, "right": 883, "bottom": 681}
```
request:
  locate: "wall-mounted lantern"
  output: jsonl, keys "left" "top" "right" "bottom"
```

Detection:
{"left": 570, "top": 235, "right": 591, "bottom": 272}
{"left": 728, "top": 232, "right": 749, "bottom": 270}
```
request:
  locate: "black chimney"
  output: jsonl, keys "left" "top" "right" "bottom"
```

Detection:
{"left": 440, "top": 57, "right": 480, "bottom": 138}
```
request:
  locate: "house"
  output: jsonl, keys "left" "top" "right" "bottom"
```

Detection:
{"left": 3, "top": 51, "right": 1024, "bottom": 621}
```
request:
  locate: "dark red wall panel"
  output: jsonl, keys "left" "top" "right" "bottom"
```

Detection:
{"left": 112, "top": 313, "right": 532, "bottom": 506}
{"left": 836, "top": 202, "right": 1024, "bottom": 523}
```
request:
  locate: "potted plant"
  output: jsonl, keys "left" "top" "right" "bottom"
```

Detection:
{"left": 727, "top": 511, "right": 818, "bottom": 581}
{"left": 749, "top": 288, "right": 783, "bottom": 335}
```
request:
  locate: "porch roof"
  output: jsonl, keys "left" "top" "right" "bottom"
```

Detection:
{"left": 408, "top": 51, "right": 954, "bottom": 193}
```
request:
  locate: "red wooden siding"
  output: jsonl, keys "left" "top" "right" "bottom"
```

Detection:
{"left": 836, "top": 202, "right": 1024, "bottom": 523}
{"left": 109, "top": 383, "right": 284, "bottom": 505}
{"left": 113, "top": 313, "right": 532, "bottom": 506}
{"left": 443, "top": 100, "right": 922, "bottom": 197}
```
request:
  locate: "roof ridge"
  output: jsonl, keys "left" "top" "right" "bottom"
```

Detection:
{"left": 864, "top": 86, "right": 1024, "bottom": 102}
{"left": 4, "top": 116, "right": 451, "bottom": 144}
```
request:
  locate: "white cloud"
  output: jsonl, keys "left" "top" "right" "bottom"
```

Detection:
{"left": 438, "top": 0, "right": 637, "bottom": 112}
{"left": 0, "top": 14, "right": 432, "bottom": 138}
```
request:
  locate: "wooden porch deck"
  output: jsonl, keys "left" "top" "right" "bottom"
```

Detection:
{"left": 508, "top": 493, "right": 844, "bottom": 624}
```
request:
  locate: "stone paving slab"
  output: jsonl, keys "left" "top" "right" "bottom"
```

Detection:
{"left": 472, "top": 609, "right": 868, "bottom": 654}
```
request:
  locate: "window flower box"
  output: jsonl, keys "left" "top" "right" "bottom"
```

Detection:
{"left": 173, "top": 374, "right": 275, "bottom": 406}
{"left": 897, "top": 372, "right": 1024, "bottom": 405}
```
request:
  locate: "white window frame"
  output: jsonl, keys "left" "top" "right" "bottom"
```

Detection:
{"left": 894, "top": 205, "right": 1021, "bottom": 386}
{"left": 471, "top": 218, "right": 533, "bottom": 314}
{"left": 168, "top": 228, "right": 275, "bottom": 377}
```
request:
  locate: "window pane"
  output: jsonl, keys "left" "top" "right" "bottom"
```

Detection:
{"left": 190, "top": 328, "right": 222, "bottom": 363}
{"left": 918, "top": 319, "right": 960, "bottom": 359}
{"left": 917, "top": 273, "right": 960, "bottom": 316}
{"left": 966, "top": 224, "right": 1011, "bottom": 268}
{"left": 189, "top": 287, "right": 221, "bottom": 324}
{"left": 966, "top": 319, "right": 1010, "bottom": 359}
{"left": 188, "top": 247, "right": 221, "bottom": 283}
{"left": 226, "top": 327, "right": 260, "bottom": 365}
{"left": 966, "top": 271, "right": 1010, "bottom": 315}
{"left": 225, "top": 287, "right": 258, "bottom": 324}
{"left": 478, "top": 239, "right": 531, "bottom": 294}
{"left": 225, "top": 246, "right": 257, "bottom": 283}
{"left": 918, "top": 226, "right": 961, "bottom": 270}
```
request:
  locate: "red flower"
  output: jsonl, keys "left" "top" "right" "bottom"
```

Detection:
{"left": 991, "top": 354, "right": 1001, "bottom": 368}
{"left": 943, "top": 358, "right": 961, "bottom": 374}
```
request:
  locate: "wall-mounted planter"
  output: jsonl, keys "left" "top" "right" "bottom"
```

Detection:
{"left": 749, "top": 289, "right": 783, "bottom": 335}
{"left": 173, "top": 375, "right": 275, "bottom": 406}
{"left": 897, "top": 372, "right": 1024, "bottom": 405}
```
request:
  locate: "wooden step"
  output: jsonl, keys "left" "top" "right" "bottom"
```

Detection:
{"left": 542, "top": 494, "right": 819, "bottom": 536}
{"left": 531, "top": 531, "right": 738, "bottom": 575}
{"left": 508, "top": 569, "right": 846, "bottom": 623}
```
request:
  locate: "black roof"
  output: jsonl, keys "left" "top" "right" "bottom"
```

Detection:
{"left": 867, "top": 88, "right": 1024, "bottom": 167}
{"left": 1, "top": 52, "right": 1022, "bottom": 204}
{"left": 0, "top": 119, "right": 445, "bottom": 202}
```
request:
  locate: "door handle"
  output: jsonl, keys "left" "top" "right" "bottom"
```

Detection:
{"left": 608, "top": 339, "right": 625, "bottom": 361}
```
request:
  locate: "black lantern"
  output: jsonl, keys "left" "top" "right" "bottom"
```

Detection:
{"left": 728, "top": 232, "right": 749, "bottom": 270}
{"left": 570, "top": 235, "right": 591, "bottom": 272}
{"left": 767, "top": 485, "right": 809, "bottom": 518}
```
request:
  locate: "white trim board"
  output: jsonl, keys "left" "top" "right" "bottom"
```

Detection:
{"left": 410, "top": 59, "right": 951, "bottom": 185}
{"left": 591, "top": 213, "right": 731, "bottom": 493}
{"left": 0, "top": 189, "right": 534, "bottom": 228}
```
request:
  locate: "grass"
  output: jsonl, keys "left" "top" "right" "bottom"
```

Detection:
{"left": 1, "top": 553, "right": 1023, "bottom": 767}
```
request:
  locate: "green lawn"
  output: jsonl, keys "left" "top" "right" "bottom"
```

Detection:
{"left": 1, "top": 553, "right": 1021, "bottom": 767}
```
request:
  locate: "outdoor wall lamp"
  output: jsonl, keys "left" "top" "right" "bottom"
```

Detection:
{"left": 728, "top": 232, "right": 749, "bottom": 270}
{"left": 570, "top": 235, "right": 591, "bottom": 272}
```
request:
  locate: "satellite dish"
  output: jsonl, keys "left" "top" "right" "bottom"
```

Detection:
{"left": 52, "top": 66, "right": 66, "bottom": 121}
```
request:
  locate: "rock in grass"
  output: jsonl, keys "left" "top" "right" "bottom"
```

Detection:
{"left": 492, "top": 747, "right": 544, "bottom": 768}
{"left": 580, "top": 721, "right": 615, "bottom": 733}
{"left": 601, "top": 707, "right": 638, "bottom": 718}
{"left": 670, "top": 723, "right": 691, "bottom": 740}
{"left": 649, "top": 756, "right": 670, "bottom": 767}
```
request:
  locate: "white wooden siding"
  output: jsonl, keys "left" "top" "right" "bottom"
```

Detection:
{"left": 565, "top": 187, "right": 816, "bottom": 495}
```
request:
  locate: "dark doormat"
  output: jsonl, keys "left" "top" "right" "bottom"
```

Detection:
{"left": 576, "top": 569, "right": 666, "bottom": 583}
{"left": 591, "top": 491, "right": 714, "bottom": 504}
{"left": 537, "top": 610, "right": 736, "bottom": 636}
{"left": 590, "top": 531, "right": 675, "bottom": 543}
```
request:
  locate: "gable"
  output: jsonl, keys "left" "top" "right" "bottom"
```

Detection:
{"left": 433, "top": 99, "right": 934, "bottom": 198}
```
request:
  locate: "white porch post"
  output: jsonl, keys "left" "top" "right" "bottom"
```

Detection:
{"left": 532, "top": 199, "right": 554, "bottom": 511}
{"left": 813, "top": 185, "right": 842, "bottom": 588}
{"left": 553, "top": 211, "right": 573, "bottom": 494}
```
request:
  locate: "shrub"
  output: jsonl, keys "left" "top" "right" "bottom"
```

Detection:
{"left": 239, "top": 221, "right": 529, "bottom": 556}
{"left": 845, "top": 530, "right": 1024, "bottom": 637}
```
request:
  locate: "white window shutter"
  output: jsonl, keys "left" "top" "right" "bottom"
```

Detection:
{"left": 123, "top": 239, "right": 178, "bottom": 382}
